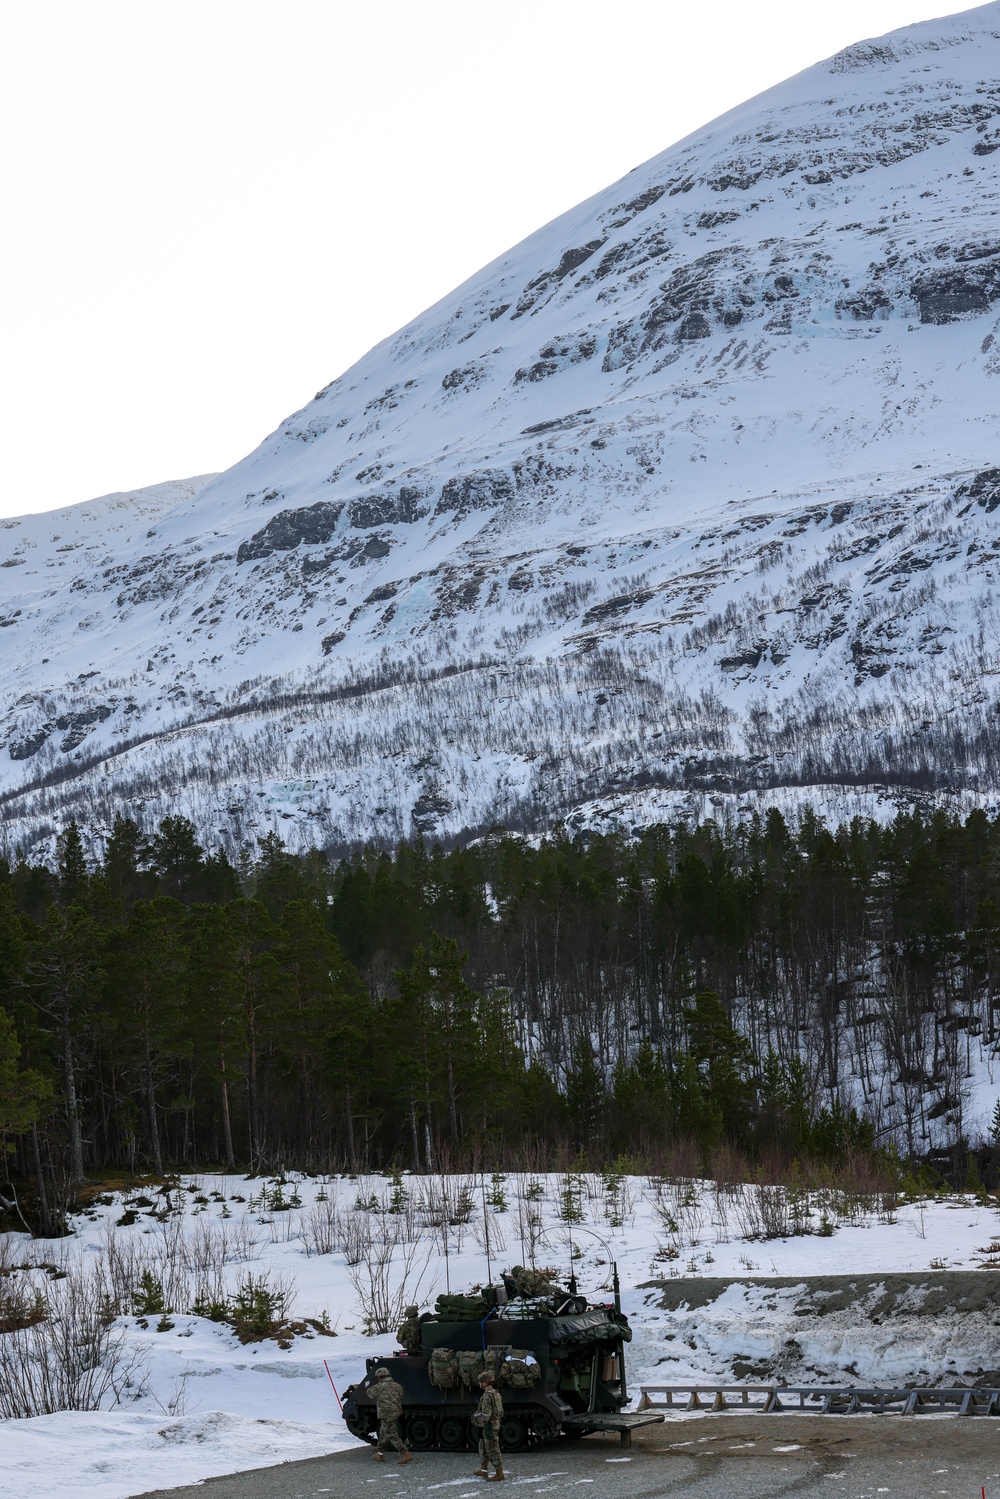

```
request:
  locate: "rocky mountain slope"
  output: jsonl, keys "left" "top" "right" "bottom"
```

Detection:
{"left": 6, "top": 4, "right": 1000, "bottom": 853}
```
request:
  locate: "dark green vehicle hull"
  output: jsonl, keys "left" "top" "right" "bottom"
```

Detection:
{"left": 342, "top": 1307, "right": 632, "bottom": 1452}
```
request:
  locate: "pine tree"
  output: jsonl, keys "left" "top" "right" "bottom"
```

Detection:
{"left": 103, "top": 815, "right": 152, "bottom": 904}
{"left": 395, "top": 936, "right": 480, "bottom": 1165}
{"left": 0, "top": 1007, "right": 49, "bottom": 1144}
{"left": 109, "top": 897, "right": 188, "bottom": 1173}
{"left": 565, "top": 1034, "right": 604, "bottom": 1153}
{"left": 56, "top": 820, "right": 88, "bottom": 906}
{"left": 186, "top": 904, "right": 243, "bottom": 1170}
{"left": 275, "top": 900, "right": 364, "bottom": 1163}
{"left": 151, "top": 816, "right": 205, "bottom": 903}
{"left": 25, "top": 905, "right": 101, "bottom": 1185}
{"left": 684, "top": 990, "right": 755, "bottom": 1140}
{"left": 253, "top": 832, "right": 304, "bottom": 915}
{"left": 225, "top": 899, "right": 282, "bottom": 1170}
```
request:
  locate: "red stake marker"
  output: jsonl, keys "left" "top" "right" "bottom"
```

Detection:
{"left": 324, "top": 1359, "right": 343, "bottom": 1412}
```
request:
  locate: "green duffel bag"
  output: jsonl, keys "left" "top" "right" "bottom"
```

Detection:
{"left": 435, "top": 1294, "right": 489, "bottom": 1320}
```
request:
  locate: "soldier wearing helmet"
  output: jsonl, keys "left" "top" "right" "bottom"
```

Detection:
{"left": 472, "top": 1370, "right": 505, "bottom": 1482}
{"left": 370, "top": 1367, "right": 412, "bottom": 1465}
{"left": 397, "top": 1304, "right": 422, "bottom": 1354}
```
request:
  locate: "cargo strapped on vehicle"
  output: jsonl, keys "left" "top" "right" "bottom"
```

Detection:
{"left": 548, "top": 1310, "right": 631, "bottom": 1346}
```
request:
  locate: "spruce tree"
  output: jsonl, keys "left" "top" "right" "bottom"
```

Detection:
{"left": 25, "top": 905, "right": 101, "bottom": 1185}
{"left": 56, "top": 820, "right": 88, "bottom": 906}
{"left": 103, "top": 815, "right": 152, "bottom": 904}
{"left": 0, "top": 1007, "right": 49, "bottom": 1143}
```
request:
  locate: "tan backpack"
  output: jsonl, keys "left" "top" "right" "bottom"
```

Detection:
{"left": 428, "top": 1346, "right": 460, "bottom": 1389}
{"left": 458, "top": 1349, "right": 485, "bottom": 1387}
{"left": 505, "top": 1349, "right": 541, "bottom": 1388}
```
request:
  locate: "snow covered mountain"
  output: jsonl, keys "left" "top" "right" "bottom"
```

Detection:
{"left": 6, "top": 4, "right": 1000, "bottom": 853}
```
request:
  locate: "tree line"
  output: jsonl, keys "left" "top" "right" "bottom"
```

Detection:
{"left": 2, "top": 804, "right": 999, "bottom": 1226}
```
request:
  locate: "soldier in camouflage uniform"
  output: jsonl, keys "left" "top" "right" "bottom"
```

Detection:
{"left": 397, "top": 1304, "right": 421, "bottom": 1353}
{"left": 472, "top": 1370, "right": 505, "bottom": 1482}
{"left": 510, "top": 1264, "right": 559, "bottom": 1298}
{"left": 370, "top": 1367, "right": 413, "bottom": 1464}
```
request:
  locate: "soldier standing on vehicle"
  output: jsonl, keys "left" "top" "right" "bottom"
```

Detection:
{"left": 472, "top": 1370, "right": 505, "bottom": 1482}
{"left": 397, "top": 1304, "right": 421, "bottom": 1353}
{"left": 370, "top": 1367, "right": 413, "bottom": 1464}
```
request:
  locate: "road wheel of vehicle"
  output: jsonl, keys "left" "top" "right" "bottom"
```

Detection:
{"left": 532, "top": 1413, "right": 559, "bottom": 1444}
{"left": 406, "top": 1415, "right": 436, "bottom": 1449}
{"left": 438, "top": 1416, "right": 465, "bottom": 1449}
{"left": 500, "top": 1416, "right": 529, "bottom": 1451}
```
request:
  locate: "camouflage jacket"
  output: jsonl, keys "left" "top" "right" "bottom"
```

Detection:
{"left": 372, "top": 1377, "right": 404, "bottom": 1421}
{"left": 513, "top": 1267, "right": 558, "bottom": 1297}
{"left": 397, "top": 1316, "right": 421, "bottom": 1353}
{"left": 473, "top": 1387, "right": 504, "bottom": 1429}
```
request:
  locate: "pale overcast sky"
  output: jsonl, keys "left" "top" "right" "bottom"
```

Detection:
{"left": 0, "top": 0, "right": 985, "bottom": 518}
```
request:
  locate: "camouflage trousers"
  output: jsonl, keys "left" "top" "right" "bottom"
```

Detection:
{"left": 478, "top": 1427, "right": 501, "bottom": 1467}
{"left": 378, "top": 1417, "right": 406, "bottom": 1453}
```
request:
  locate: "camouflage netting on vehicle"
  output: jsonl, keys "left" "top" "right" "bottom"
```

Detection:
{"left": 434, "top": 1292, "right": 490, "bottom": 1321}
{"left": 428, "top": 1346, "right": 460, "bottom": 1389}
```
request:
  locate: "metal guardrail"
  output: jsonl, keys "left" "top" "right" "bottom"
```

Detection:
{"left": 637, "top": 1384, "right": 1000, "bottom": 1415}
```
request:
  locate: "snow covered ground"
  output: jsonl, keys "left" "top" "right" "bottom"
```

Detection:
{"left": 2, "top": 1170, "right": 999, "bottom": 1499}
{"left": 8, "top": 7, "right": 1000, "bottom": 849}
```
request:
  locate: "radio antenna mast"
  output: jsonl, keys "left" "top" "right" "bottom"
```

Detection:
{"left": 481, "top": 1172, "right": 493, "bottom": 1286}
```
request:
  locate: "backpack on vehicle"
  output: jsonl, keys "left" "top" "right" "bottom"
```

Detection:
{"left": 483, "top": 1347, "right": 509, "bottom": 1383}
{"left": 458, "top": 1349, "right": 485, "bottom": 1387}
{"left": 505, "top": 1349, "right": 541, "bottom": 1389}
{"left": 428, "top": 1346, "right": 460, "bottom": 1389}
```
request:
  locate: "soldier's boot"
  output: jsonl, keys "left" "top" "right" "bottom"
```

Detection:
{"left": 473, "top": 1465, "right": 489, "bottom": 1477}
{"left": 487, "top": 1465, "right": 506, "bottom": 1481}
{"left": 398, "top": 1450, "right": 413, "bottom": 1465}
{"left": 373, "top": 1452, "right": 385, "bottom": 1462}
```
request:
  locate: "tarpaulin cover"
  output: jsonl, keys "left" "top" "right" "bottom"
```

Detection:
{"left": 547, "top": 1311, "right": 632, "bottom": 1345}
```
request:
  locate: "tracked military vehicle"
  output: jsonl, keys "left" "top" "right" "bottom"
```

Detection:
{"left": 342, "top": 1267, "right": 661, "bottom": 1450}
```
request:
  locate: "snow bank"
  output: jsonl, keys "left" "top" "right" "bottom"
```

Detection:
{"left": 0, "top": 1409, "right": 345, "bottom": 1499}
{"left": 2, "top": 1170, "right": 999, "bottom": 1499}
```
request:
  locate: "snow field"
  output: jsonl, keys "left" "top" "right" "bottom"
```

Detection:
{"left": 3, "top": 1169, "right": 1000, "bottom": 1499}
{"left": 8, "top": 9, "right": 1000, "bottom": 849}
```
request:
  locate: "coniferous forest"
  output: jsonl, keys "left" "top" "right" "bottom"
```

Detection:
{"left": 3, "top": 805, "right": 1000, "bottom": 1228}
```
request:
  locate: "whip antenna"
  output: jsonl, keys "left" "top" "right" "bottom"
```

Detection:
{"left": 481, "top": 1171, "right": 493, "bottom": 1286}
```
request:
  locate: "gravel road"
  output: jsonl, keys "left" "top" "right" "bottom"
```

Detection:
{"left": 137, "top": 1415, "right": 1000, "bottom": 1499}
